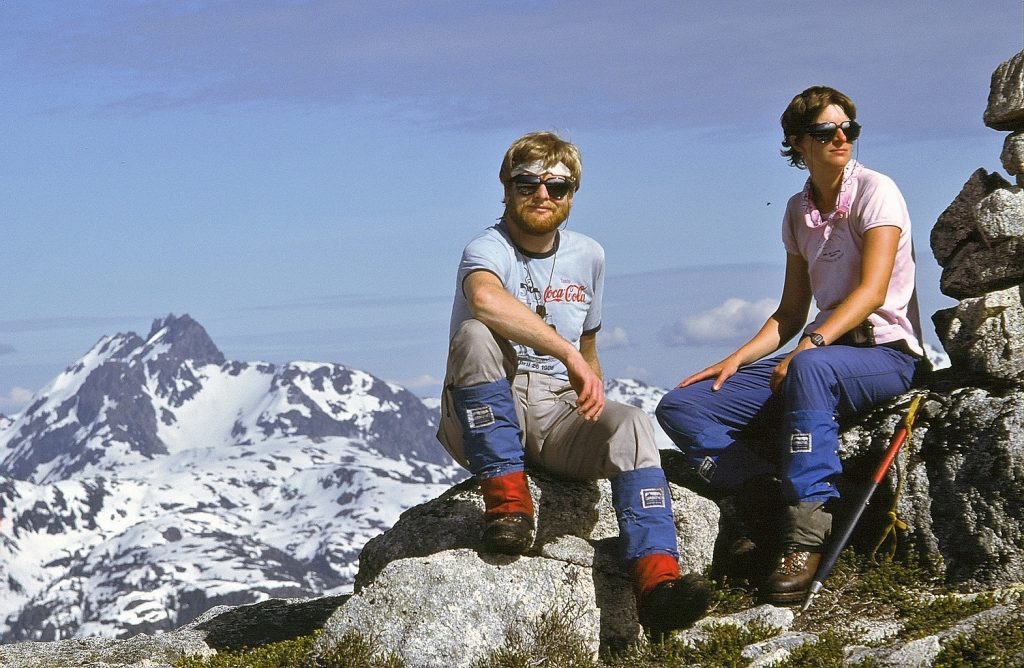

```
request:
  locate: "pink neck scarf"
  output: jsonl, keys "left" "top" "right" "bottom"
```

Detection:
{"left": 802, "top": 159, "right": 862, "bottom": 229}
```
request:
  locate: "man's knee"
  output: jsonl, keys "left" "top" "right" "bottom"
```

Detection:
{"left": 607, "top": 403, "right": 662, "bottom": 471}
{"left": 450, "top": 318, "right": 500, "bottom": 357}
{"left": 447, "top": 319, "right": 514, "bottom": 387}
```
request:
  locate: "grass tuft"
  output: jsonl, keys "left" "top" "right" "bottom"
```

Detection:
{"left": 472, "top": 602, "right": 598, "bottom": 668}
{"left": 933, "top": 612, "right": 1024, "bottom": 668}
{"left": 604, "top": 619, "right": 779, "bottom": 668}
{"left": 176, "top": 633, "right": 317, "bottom": 668}
{"left": 175, "top": 630, "right": 404, "bottom": 668}
{"left": 900, "top": 593, "right": 997, "bottom": 640}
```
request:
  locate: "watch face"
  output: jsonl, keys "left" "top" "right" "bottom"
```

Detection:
{"left": 810, "top": 333, "right": 825, "bottom": 347}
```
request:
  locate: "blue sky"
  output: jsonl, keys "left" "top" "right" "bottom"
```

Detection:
{"left": 1, "top": 1, "right": 1022, "bottom": 412}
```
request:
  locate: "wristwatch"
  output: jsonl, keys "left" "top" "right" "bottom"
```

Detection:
{"left": 808, "top": 332, "right": 826, "bottom": 347}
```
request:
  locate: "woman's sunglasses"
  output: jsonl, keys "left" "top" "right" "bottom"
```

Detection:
{"left": 806, "top": 120, "right": 862, "bottom": 144}
{"left": 511, "top": 175, "right": 574, "bottom": 200}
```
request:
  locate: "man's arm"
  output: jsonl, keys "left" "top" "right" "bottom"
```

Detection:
{"left": 579, "top": 331, "right": 602, "bottom": 380}
{"left": 463, "top": 270, "right": 605, "bottom": 420}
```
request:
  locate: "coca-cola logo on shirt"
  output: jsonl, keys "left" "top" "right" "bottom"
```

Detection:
{"left": 543, "top": 284, "right": 588, "bottom": 303}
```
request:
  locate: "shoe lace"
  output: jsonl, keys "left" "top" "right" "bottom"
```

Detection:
{"left": 776, "top": 551, "right": 809, "bottom": 576}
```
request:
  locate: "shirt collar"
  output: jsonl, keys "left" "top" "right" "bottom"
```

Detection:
{"left": 802, "top": 160, "right": 862, "bottom": 229}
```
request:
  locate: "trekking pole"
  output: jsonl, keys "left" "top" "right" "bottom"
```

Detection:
{"left": 801, "top": 394, "right": 923, "bottom": 613}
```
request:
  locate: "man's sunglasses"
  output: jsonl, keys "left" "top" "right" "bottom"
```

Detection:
{"left": 511, "top": 175, "right": 574, "bottom": 200}
{"left": 806, "top": 120, "right": 861, "bottom": 144}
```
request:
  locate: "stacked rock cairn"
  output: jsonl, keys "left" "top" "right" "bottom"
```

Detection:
{"left": 931, "top": 49, "right": 1024, "bottom": 383}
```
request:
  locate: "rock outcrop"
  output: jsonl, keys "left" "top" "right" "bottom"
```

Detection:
{"left": 321, "top": 471, "right": 718, "bottom": 664}
{"left": 0, "top": 596, "right": 347, "bottom": 668}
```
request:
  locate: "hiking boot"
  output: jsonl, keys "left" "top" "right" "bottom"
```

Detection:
{"left": 757, "top": 500, "right": 830, "bottom": 604}
{"left": 637, "top": 573, "right": 714, "bottom": 639}
{"left": 713, "top": 535, "right": 767, "bottom": 587}
{"left": 712, "top": 478, "right": 785, "bottom": 586}
{"left": 481, "top": 512, "right": 534, "bottom": 555}
{"left": 759, "top": 549, "right": 821, "bottom": 605}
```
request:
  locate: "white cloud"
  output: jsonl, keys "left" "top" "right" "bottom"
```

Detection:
{"left": 663, "top": 297, "right": 776, "bottom": 346}
{"left": 0, "top": 386, "right": 35, "bottom": 415}
{"left": 599, "top": 326, "right": 631, "bottom": 350}
{"left": 391, "top": 373, "right": 443, "bottom": 390}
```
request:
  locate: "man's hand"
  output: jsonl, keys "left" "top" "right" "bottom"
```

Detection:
{"left": 566, "top": 352, "right": 605, "bottom": 421}
{"left": 465, "top": 271, "right": 604, "bottom": 420}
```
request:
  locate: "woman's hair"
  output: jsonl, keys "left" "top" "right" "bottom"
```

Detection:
{"left": 780, "top": 86, "right": 857, "bottom": 169}
{"left": 499, "top": 131, "right": 582, "bottom": 190}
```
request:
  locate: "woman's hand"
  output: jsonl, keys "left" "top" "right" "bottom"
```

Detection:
{"left": 770, "top": 353, "right": 795, "bottom": 393}
{"left": 771, "top": 333, "right": 817, "bottom": 392}
{"left": 678, "top": 356, "right": 741, "bottom": 391}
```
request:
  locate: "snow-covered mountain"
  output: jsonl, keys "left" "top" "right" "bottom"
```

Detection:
{"left": 0, "top": 314, "right": 467, "bottom": 641}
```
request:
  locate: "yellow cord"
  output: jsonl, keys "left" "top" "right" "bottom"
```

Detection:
{"left": 870, "top": 394, "right": 922, "bottom": 564}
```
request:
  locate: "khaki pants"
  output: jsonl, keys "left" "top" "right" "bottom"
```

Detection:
{"left": 437, "top": 319, "right": 662, "bottom": 480}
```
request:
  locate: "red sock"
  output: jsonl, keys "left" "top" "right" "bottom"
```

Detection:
{"left": 479, "top": 470, "right": 534, "bottom": 519}
{"left": 632, "top": 553, "right": 681, "bottom": 600}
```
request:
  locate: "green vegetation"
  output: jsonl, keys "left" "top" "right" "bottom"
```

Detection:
{"left": 934, "top": 612, "right": 1024, "bottom": 668}
{"left": 774, "top": 630, "right": 857, "bottom": 668}
{"left": 594, "top": 620, "right": 780, "bottom": 668}
{"left": 176, "top": 634, "right": 317, "bottom": 668}
{"left": 900, "top": 593, "right": 997, "bottom": 640}
{"left": 176, "top": 631, "right": 404, "bottom": 668}
{"left": 471, "top": 603, "right": 597, "bottom": 668}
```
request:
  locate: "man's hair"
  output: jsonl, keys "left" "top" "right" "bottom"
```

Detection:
{"left": 499, "top": 131, "right": 582, "bottom": 191}
{"left": 780, "top": 86, "right": 857, "bottom": 169}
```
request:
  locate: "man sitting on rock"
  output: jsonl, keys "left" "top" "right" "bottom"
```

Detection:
{"left": 436, "top": 131, "right": 712, "bottom": 636}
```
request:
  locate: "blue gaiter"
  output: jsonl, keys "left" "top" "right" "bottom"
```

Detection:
{"left": 611, "top": 467, "right": 679, "bottom": 562}
{"left": 452, "top": 378, "right": 524, "bottom": 480}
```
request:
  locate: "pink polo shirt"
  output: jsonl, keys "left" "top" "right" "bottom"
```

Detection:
{"left": 782, "top": 160, "right": 924, "bottom": 356}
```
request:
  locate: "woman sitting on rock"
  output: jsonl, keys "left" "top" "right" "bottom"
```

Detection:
{"left": 656, "top": 85, "right": 926, "bottom": 604}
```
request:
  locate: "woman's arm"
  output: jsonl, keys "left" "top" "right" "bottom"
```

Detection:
{"left": 680, "top": 253, "right": 812, "bottom": 391}
{"left": 801, "top": 225, "right": 899, "bottom": 345}
{"left": 768, "top": 225, "right": 900, "bottom": 391}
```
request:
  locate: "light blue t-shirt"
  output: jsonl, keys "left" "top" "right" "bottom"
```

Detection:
{"left": 449, "top": 221, "right": 604, "bottom": 381}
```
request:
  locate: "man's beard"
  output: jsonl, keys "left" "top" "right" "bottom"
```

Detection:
{"left": 505, "top": 204, "right": 570, "bottom": 236}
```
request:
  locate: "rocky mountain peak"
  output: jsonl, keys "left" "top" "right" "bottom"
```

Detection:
{"left": 145, "top": 313, "right": 225, "bottom": 367}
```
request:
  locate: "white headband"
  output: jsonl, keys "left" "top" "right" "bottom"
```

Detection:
{"left": 510, "top": 161, "right": 573, "bottom": 179}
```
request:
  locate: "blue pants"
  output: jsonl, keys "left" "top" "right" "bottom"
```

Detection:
{"left": 656, "top": 345, "right": 917, "bottom": 503}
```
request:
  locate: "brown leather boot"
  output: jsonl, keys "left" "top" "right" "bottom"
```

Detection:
{"left": 760, "top": 549, "right": 821, "bottom": 604}
{"left": 714, "top": 476, "right": 786, "bottom": 585}
{"left": 759, "top": 500, "right": 831, "bottom": 604}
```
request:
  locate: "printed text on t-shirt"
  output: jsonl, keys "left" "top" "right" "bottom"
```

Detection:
{"left": 543, "top": 284, "right": 588, "bottom": 303}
